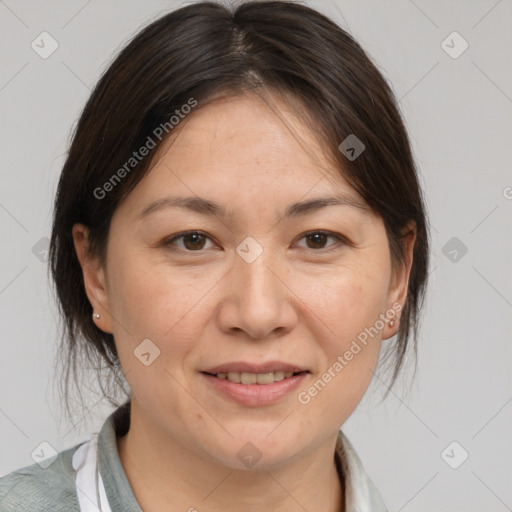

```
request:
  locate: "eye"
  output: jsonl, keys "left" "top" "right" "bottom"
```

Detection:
{"left": 164, "top": 230, "right": 347, "bottom": 253}
{"left": 296, "top": 231, "right": 345, "bottom": 251}
{"left": 164, "top": 231, "right": 216, "bottom": 252}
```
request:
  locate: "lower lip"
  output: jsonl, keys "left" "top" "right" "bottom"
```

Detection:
{"left": 200, "top": 372, "right": 309, "bottom": 407}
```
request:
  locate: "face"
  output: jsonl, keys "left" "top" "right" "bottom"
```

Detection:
{"left": 74, "top": 93, "right": 414, "bottom": 470}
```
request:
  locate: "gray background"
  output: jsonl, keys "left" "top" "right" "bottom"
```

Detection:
{"left": 1, "top": 0, "right": 511, "bottom": 510}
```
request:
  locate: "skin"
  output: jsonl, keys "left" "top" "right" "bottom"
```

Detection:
{"left": 73, "top": 92, "right": 415, "bottom": 512}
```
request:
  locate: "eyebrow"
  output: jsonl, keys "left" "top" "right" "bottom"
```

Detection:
{"left": 137, "top": 194, "right": 371, "bottom": 221}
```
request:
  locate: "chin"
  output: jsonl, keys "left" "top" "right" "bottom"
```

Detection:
{"left": 201, "top": 428, "right": 307, "bottom": 471}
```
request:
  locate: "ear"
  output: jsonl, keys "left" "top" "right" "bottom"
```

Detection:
{"left": 72, "top": 223, "right": 113, "bottom": 334}
{"left": 383, "top": 221, "right": 416, "bottom": 340}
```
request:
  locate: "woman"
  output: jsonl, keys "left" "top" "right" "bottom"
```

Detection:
{"left": 0, "top": 1, "right": 429, "bottom": 510}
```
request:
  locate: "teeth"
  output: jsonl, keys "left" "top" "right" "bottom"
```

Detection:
{"left": 227, "top": 372, "right": 240, "bottom": 383}
{"left": 241, "top": 372, "right": 257, "bottom": 384}
{"left": 214, "top": 371, "right": 298, "bottom": 384}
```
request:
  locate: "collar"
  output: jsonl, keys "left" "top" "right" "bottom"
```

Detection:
{"left": 97, "top": 401, "right": 387, "bottom": 512}
{"left": 334, "top": 428, "right": 388, "bottom": 511}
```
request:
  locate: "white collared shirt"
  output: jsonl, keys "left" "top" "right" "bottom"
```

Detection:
{"left": 1, "top": 402, "right": 388, "bottom": 511}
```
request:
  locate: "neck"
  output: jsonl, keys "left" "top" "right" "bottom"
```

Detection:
{"left": 117, "top": 401, "right": 344, "bottom": 512}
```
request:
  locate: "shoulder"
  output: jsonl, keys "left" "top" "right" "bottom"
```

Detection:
{"left": 0, "top": 444, "right": 81, "bottom": 512}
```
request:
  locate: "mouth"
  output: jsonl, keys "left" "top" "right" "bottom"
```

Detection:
{"left": 201, "top": 370, "right": 309, "bottom": 385}
{"left": 199, "top": 361, "right": 311, "bottom": 406}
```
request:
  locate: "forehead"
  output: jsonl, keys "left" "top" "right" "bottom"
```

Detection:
{"left": 118, "top": 93, "right": 367, "bottom": 216}
{"left": 163, "top": 94, "right": 330, "bottom": 173}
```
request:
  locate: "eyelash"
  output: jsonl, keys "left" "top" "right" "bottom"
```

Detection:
{"left": 163, "top": 230, "right": 348, "bottom": 253}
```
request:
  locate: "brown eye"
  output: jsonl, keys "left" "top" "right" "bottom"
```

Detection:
{"left": 182, "top": 233, "right": 206, "bottom": 250}
{"left": 306, "top": 232, "right": 328, "bottom": 249}
{"left": 297, "top": 231, "right": 344, "bottom": 251}
{"left": 165, "top": 231, "right": 214, "bottom": 251}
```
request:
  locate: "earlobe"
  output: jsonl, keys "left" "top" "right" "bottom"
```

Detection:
{"left": 72, "top": 223, "right": 113, "bottom": 334}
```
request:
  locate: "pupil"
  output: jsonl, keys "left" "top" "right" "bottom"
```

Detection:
{"left": 308, "top": 233, "right": 326, "bottom": 249}
{"left": 185, "top": 233, "right": 205, "bottom": 250}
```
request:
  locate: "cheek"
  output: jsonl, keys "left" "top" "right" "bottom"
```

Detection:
{"left": 320, "top": 278, "right": 386, "bottom": 373}
{"left": 328, "top": 264, "right": 389, "bottom": 369}
{"left": 106, "top": 253, "right": 215, "bottom": 358}
{"left": 295, "top": 258, "right": 390, "bottom": 340}
{"left": 290, "top": 260, "right": 388, "bottom": 422}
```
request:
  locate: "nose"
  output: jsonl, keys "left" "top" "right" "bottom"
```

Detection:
{"left": 216, "top": 249, "right": 298, "bottom": 340}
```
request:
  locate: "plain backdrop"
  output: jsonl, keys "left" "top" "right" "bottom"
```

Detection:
{"left": 1, "top": 1, "right": 511, "bottom": 510}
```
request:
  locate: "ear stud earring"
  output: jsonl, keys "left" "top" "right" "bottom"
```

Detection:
{"left": 389, "top": 319, "right": 395, "bottom": 327}
{"left": 93, "top": 312, "right": 100, "bottom": 319}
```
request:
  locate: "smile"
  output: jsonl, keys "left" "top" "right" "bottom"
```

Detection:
{"left": 200, "top": 371, "right": 309, "bottom": 406}
{"left": 203, "top": 370, "right": 306, "bottom": 385}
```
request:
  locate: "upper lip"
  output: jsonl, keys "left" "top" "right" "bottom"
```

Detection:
{"left": 201, "top": 361, "right": 309, "bottom": 374}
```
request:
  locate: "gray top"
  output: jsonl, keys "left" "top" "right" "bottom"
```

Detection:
{"left": 0, "top": 402, "right": 387, "bottom": 511}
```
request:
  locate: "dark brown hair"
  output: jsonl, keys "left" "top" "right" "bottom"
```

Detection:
{"left": 49, "top": 0, "right": 429, "bottom": 418}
